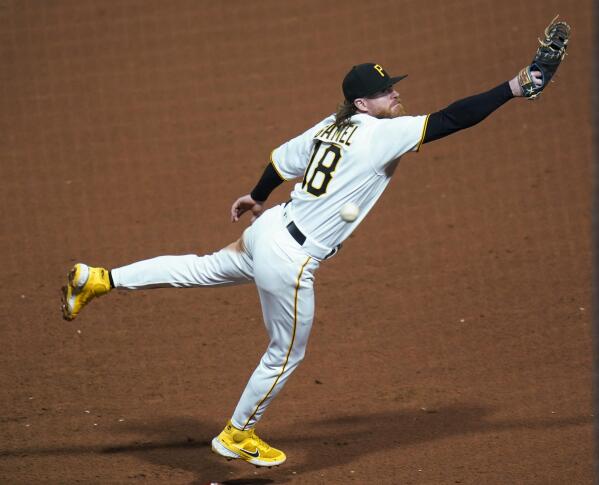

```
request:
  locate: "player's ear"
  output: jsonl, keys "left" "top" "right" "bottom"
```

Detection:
{"left": 353, "top": 98, "right": 367, "bottom": 113}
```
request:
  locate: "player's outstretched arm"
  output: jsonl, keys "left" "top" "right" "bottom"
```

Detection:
{"left": 422, "top": 72, "right": 541, "bottom": 144}
{"left": 423, "top": 16, "right": 570, "bottom": 144}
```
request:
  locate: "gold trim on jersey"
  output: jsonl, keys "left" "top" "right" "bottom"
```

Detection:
{"left": 269, "top": 150, "right": 289, "bottom": 181}
{"left": 415, "top": 114, "right": 430, "bottom": 152}
{"left": 242, "top": 256, "right": 312, "bottom": 430}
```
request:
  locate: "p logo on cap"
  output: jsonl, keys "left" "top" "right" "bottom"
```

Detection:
{"left": 374, "top": 64, "right": 385, "bottom": 77}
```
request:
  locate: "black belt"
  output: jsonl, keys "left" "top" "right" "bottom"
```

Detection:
{"left": 286, "top": 221, "right": 306, "bottom": 245}
{"left": 286, "top": 220, "right": 341, "bottom": 259}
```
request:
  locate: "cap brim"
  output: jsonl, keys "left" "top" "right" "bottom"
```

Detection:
{"left": 390, "top": 74, "right": 408, "bottom": 84}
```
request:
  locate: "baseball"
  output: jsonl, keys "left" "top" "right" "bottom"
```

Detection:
{"left": 340, "top": 202, "right": 360, "bottom": 222}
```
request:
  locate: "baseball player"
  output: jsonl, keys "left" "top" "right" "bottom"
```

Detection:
{"left": 61, "top": 18, "right": 569, "bottom": 468}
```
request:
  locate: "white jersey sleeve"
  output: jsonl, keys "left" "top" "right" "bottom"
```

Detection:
{"left": 368, "top": 115, "right": 428, "bottom": 174}
{"left": 271, "top": 115, "right": 335, "bottom": 180}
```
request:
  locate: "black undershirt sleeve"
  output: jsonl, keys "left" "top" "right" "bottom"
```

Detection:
{"left": 250, "top": 162, "right": 285, "bottom": 202}
{"left": 423, "top": 81, "right": 514, "bottom": 144}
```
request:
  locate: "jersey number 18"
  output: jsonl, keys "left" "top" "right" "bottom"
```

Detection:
{"left": 302, "top": 141, "right": 342, "bottom": 197}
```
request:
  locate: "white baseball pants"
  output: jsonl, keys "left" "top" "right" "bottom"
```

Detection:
{"left": 111, "top": 204, "right": 320, "bottom": 429}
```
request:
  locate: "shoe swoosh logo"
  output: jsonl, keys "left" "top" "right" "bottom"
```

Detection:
{"left": 239, "top": 447, "right": 260, "bottom": 458}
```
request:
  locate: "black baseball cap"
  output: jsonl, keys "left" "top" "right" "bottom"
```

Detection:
{"left": 342, "top": 63, "right": 407, "bottom": 101}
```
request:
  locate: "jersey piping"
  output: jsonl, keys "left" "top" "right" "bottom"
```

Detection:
{"left": 416, "top": 114, "right": 430, "bottom": 151}
{"left": 269, "top": 150, "right": 289, "bottom": 181}
{"left": 242, "top": 256, "right": 312, "bottom": 429}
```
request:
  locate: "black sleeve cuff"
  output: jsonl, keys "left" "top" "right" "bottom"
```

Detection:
{"left": 250, "top": 162, "right": 285, "bottom": 202}
{"left": 423, "top": 81, "right": 513, "bottom": 144}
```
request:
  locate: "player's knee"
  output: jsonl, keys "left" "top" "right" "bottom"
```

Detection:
{"left": 286, "top": 348, "right": 307, "bottom": 369}
{"left": 263, "top": 346, "right": 306, "bottom": 369}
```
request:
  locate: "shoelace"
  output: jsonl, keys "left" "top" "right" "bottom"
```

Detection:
{"left": 248, "top": 430, "right": 270, "bottom": 450}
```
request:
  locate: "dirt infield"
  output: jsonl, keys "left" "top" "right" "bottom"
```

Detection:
{"left": 0, "top": 1, "right": 593, "bottom": 483}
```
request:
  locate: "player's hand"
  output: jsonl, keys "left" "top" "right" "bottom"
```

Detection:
{"left": 231, "top": 194, "right": 265, "bottom": 223}
{"left": 509, "top": 70, "right": 542, "bottom": 96}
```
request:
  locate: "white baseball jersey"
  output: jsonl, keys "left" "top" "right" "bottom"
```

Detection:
{"left": 272, "top": 113, "right": 428, "bottom": 250}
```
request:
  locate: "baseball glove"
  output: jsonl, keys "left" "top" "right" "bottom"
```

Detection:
{"left": 518, "top": 15, "right": 571, "bottom": 99}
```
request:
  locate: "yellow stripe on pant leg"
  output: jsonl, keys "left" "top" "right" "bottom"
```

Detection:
{"left": 243, "top": 256, "right": 312, "bottom": 429}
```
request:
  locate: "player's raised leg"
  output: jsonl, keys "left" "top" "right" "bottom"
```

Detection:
{"left": 111, "top": 239, "right": 253, "bottom": 290}
{"left": 61, "top": 238, "right": 253, "bottom": 321}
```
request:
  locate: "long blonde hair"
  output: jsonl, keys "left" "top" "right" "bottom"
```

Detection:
{"left": 334, "top": 99, "right": 357, "bottom": 128}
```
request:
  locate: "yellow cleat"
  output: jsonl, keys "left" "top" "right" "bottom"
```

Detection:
{"left": 61, "top": 263, "right": 111, "bottom": 321}
{"left": 211, "top": 421, "right": 286, "bottom": 467}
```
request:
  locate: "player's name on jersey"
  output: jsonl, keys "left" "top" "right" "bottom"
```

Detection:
{"left": 314, "top": 122, "right": 358, "bottom": 147}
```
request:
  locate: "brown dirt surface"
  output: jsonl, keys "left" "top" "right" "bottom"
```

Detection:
{"left": 0, "top": 1, "right": 593, "bottom": 483}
